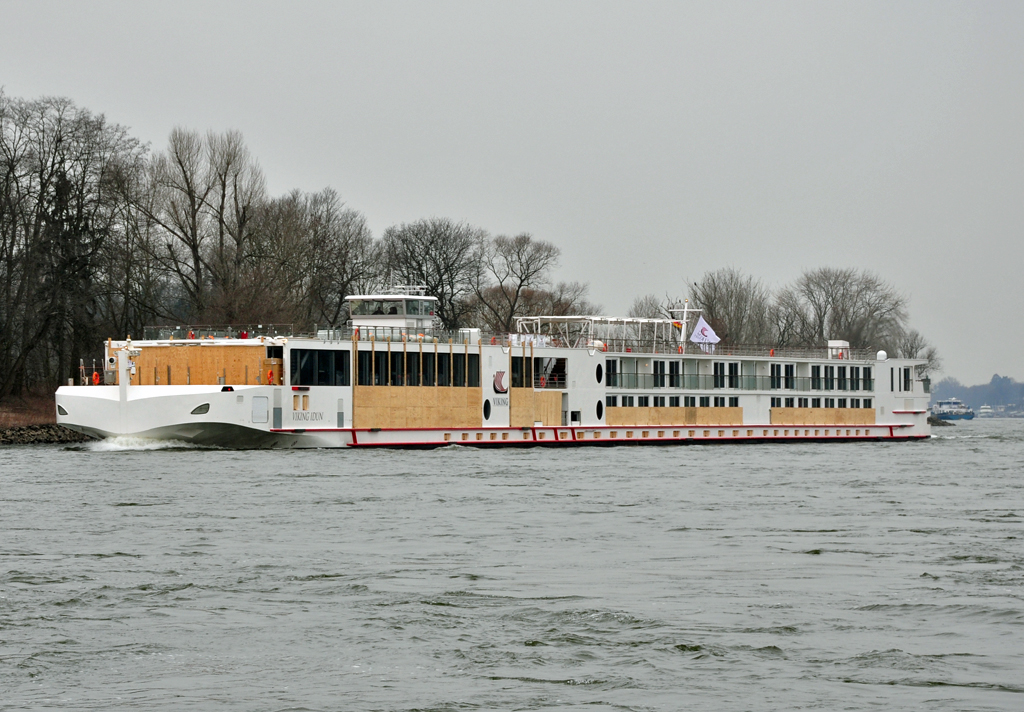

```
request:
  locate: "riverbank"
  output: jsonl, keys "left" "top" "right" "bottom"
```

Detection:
{"left": 0, "top": 394, "right": 94, "bottom": 444}
{"left": 0, "top": 423, "right": 94, "bottom": 445}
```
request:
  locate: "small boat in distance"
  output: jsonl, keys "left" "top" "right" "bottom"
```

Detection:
{"left": 932, "top": 398, "right": 975, "bottom": 420}
{"left": 978, "top": 404, "right": 995, "bottom": 418}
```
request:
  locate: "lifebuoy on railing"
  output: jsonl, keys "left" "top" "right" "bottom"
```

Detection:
{"left": 267, "top": 369, "right": 274, "bottom": 385}
{"left": 91, "top": 371, "right": 100, "bottom": 385}
{"left": 490, "top": 336, "right": 496, "bottom": 345}
{"left": 539, "top": 376, "right": 547, "bottom": 388}
{"left": 678, "top": 345, "right": 683, "bottom": 354}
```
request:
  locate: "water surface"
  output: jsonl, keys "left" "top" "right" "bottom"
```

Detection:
{"left": 2, "top": 420, "right": 1022, "bottom": 710}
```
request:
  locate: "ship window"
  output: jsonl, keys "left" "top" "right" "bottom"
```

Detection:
{"left": 864, "top": 398, "right": 872, "bottom": 408}
{"left": 596, "top": 363, "right": 603, "bottom": 383}
{"left": 606, "top": 359, "right": 618, "bottom": 387}
{"left": 669, "top": 360, "right": 680, "bottom": 388}
{"left": 437, "top": 352, "right": 451, "bottom": 387}
{"left": 357, "top": 351, "right": 372, "bottom": 385}
{"left": 785, "top": 397, "right": 794, "bottom": 407}
{"left": 297, "top": 350, "right": 315, "bottom": 385}
{"left": 483, "top": 399, "right": 491, "bottom": 420}
{"left": 903, "top": 367, "right": 912, "bottom": 392}
{"left": 422, "top": 352, "right": 436, "bottom": 386}
{"left": 407, "top": 352, "right": 420, "bottom": 386}
{"left": 714, "top": 396, "right": 726, "bottom": 407}
{"left": 390, "top": 351, "right": 404, "bottom": 386}
{"left": 606, "top": 395, "right": 617, "bottom": 407}
{"left": 622, "top": 395, "right": 635, "bottom": 407}
{"left": 669, "top": 396, "right": 680, "bottom": 407}
{"left": 891, "top": 367, "right": 895, "bottom": 392}
{"left": 654, "top": 360, "right": 666, "bottom": 388}
{"left": 713, "top": 362, "right": 726, "bottom": 388}
{"left": 374, "top": 351, "right": 388, "bottom": 386}
{"left": 653, "top": 396, "right": 664, "bottom": 407}
{"left": 811, "top": 397, "right": 821, "bottom": 408}
{"left": 771, "top": 397, "right": 782, "bottom": 408}
{"left": 798, "top": 397, "right": 808, "bottom": 408}
{"left": 467, "top": 353, "right": 480, "bottom": 387}
{"left": 851, "top": 398, "right": 861, "bottom": 408}
{"left": 597, "top": 400, "right": 604, "bottom": 419}
{"left": 837, "top": 366, "right": 847, "bottom": 391}
{"left": 699, "top": 396, "right": 710, "bottom": 407}
{"left": 511, "top": 356, "right": 531, "bottom": 388}
{"left": 266, "top": 345, "right": 283, "bottom": 359}
{"left": 784, "top": 364, "right": 795, "bottom": 390}
{"left": 317, "top": 350, "right": 334, "bottom": 386}
{"left": 684, "top": 396, "right": 696, "bottom": 407}
{"left": 638, "top": 396, "right": 650, "bottom": 407}
{"left": 811, "top": 365, "right": 822, "bottom": 390}
{"left": 335, "top": 351, "right": 351, "bottom": 386}
{"left": 729, "top": 397, "right": 739, "bottom": 407}
{"left": 824, "top": 366, "right": 835, "bottom": 391}
{"left": 863, "top": 367, "right": 873, "bottom": 391}
{"left": 770, "top": 364, "right": 782, "bottom": 390}
{"left": 190, "top": 403, "right": 210, "bottom": 415}
{"left": 452, "top": 353, "right": 466, "bottom": 387}
{"left": 728, "top": 362, "right": 739, "bottom": 388}
{"left": 825, "top": 398, "right": 835, "bottom": 408}
{"left": 838, "top": 398, "right": 847, "bottom": 408}
{"left": 850, "top": 366, "right": 861, "bottom": 392}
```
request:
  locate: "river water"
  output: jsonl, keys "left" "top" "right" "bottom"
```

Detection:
{"left": 1, "top": 420, "right": 1022, "bottom": 710}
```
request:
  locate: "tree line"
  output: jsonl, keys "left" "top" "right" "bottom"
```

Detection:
{"left": 0, "top": 93, "right": 597, "bottom": 396}
{"left": 629, "top": 266, "right": 940, "bottom": 373}
{"left": 1, "top": 91, "right": 938, "bottom": 396}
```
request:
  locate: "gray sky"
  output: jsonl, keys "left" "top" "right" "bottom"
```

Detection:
{"left": 3, "top": 1, "right": 1021, "bottom": 384}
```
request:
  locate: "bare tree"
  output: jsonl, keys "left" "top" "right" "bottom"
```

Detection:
{"left": 473, "top": 233, "right": 560, "bottom": 332}
{"left": 688, "top": 268, "right": 773, "bottom": 344}
{"left": 775, "top": 267, "right": 908, "bottom": 349}
{"left": 380, "top": 218, "right": 484, "bottom": 330}
{"left": 894, "top": 328, "right": 942, "bottom": 375}
{"left": 628, "top": 293, "right": 665, "bottom": 319}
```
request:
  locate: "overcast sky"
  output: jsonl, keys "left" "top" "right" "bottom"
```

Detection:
{"left": 3, "top": 1, "right": 1021, "bottom": 384}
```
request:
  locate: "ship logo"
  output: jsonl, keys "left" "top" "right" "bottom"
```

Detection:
{"left": 493, "top": 370, "right": 508, "bottom": 394}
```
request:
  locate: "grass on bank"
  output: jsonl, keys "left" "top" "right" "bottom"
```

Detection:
{"left": 0, "top": 394, "right": 57, "bottom": 428}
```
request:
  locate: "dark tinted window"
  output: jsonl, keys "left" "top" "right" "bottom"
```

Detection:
{"left": 467, "top": 353, "right": 479, "bottom": 387}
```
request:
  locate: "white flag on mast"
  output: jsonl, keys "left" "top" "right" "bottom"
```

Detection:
{"left": 689, "top": 316, "right": 720, "bottom": 353}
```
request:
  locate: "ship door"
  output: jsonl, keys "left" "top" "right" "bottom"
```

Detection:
{"left": 252, "top": 396, "right": 269, "bottom": 423}
{"left": 561, "top": 392, "right": 569, "bottom": 426}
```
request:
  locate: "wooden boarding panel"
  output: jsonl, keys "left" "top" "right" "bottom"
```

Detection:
{"left": 509, "top": 388, "right": 536, "bottom": 428}
{"left": 770, "top": 408, "right": 876, "bottom": 425}
{"left": 605, "top": 407, "right": 742, "bottom": 426}
{"left": 353, "top": 386, "right": 483, "bottom": 429}
{"left": 114, "top": 343, "right": 275, "bottom": 386}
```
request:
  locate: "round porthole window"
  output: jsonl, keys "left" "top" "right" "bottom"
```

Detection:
{"left": 596, "top": 363, "right": 603, "bottom": 383}
{"left": 483, "top": 399, "right": 492, "bottom": 420}
{"left": 596, "top": 400, "right": 604, "bottom": 420}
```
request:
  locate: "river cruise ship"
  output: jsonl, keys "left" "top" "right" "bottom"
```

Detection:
{"left": 55, "top": 289, "right": 931, "bottom": 447}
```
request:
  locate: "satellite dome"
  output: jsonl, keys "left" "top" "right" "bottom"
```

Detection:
{"left": 876, "top": 350, "right": 888, "bottom": 361}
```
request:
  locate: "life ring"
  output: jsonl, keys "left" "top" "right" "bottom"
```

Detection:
{"left": 539, "top": 375, "right": 547, "bottom": 388}
{"left": 91, "top": 371, "right": 100, "bottom": 385}
{"left": 188, "top": 330, "right": 195, "bottom": 339}
{"left": 267, "top": 369, "right": 274, "bottom": 385}
{"left": 678, "top": 345, "right": 683, "bottom": 354}
{"left": 490, "top": 336, "right": 496, "bottom": 345}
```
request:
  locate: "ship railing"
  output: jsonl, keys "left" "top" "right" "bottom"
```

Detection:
{"left": 606, "top": 373, "right": 876, "bottom": 392}
{"left": 143, "top": 324, "right": 297, "bottom": 340}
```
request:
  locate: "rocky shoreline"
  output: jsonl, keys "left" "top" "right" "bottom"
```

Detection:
{"left": 0, "top": 424, "right": 96, "bottom": 445}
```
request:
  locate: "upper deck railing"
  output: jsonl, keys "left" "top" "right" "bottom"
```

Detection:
{"left": 139, "top": 324, "right": 881, "bottom": 362}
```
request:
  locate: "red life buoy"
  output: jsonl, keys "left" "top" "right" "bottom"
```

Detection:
{"left": 91, "top": 371, "right": 100, "bottom": 385}
{"left": 267, "top": 369, "right": 274, "bottom": 385}
{"left": 539, "top": 375, "right": 547, "bottom": 388}
{"left": 490, "top": 336, "right": 496, "bottom": 345}
{"left": 188, "top": 330, "right": 195, "bottom": 339}
{"left": 678, "top": 345, "right": 683, "bottom": 354}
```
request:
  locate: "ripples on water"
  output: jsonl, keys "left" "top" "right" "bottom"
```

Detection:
{"left": 2, "top": 420, "right": 1022, "bottom": 710}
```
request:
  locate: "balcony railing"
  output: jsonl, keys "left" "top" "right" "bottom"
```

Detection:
{"left": 605, "top": 373, "right": 874, "bottom": 392}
